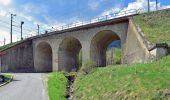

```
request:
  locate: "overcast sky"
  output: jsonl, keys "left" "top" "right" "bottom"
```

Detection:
{"left": 0, "top": 0, "right": 170, "bottom": 45}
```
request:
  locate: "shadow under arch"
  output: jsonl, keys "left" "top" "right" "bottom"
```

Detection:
{"left": 35, "top": 42, "right": 52, "bottom": 72}
{"left": 90, "top": 30, "right": 121, "bottom": 67}
{"left": 58, "top": 36, "right": 82, "bottom": 72}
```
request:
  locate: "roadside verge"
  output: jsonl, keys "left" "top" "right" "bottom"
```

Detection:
{"left": 0, "top": 74, "right": 13, "bottom": 87}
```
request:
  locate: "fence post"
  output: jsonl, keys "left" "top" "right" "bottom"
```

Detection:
{"left": 3, "top": 38, "right": 6, "bottom": 45}
{"left": 67, "top": 24, "right": 70, "bottom": 29}
{"left": 62, "top": 26, "right": 63, "bottom": 30}
{"left": 137, "top": 9, "right": 140, "bottom": 14}
{"left": 45, "top": 30, "right": 48, "bottom": 34}
{"left": 106, "top": 15, "right": 108, "bottom": 20}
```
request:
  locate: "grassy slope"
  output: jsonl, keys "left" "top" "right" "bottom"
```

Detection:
{"left": 0, "top": 41, "right": 21, "bottom": 52}
{"left": 48, "top": 72, "right": 67, "bottom": 100}
{"left": 0, "top": 74, "right": 13, "bottom": 85}
{"left": 74, "top": 55, "right": 170, "bottom": 100}
{"left": 133, "top": 9, "right": 170, "bottom": 45}
{"left": 4, "top": 74, "right": 13, "bottom": 79}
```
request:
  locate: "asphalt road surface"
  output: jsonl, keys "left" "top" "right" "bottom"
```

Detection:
{"left": 0, "top": 73, "right": 49, "bottom": 100}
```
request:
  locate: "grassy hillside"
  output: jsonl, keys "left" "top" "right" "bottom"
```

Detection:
{"left": 74, "top": 55, "right": 170, "bottom": 100}
{"left": 0, "top": 41, "right": 21, "bottom": 52}
{"left": 48, "top": 72, "right": 67, "bottom": 100}
{"left": 133, "top": 9, "right": 170, "bottom": 45}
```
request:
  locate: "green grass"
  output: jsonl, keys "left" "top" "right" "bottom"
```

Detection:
{"left": 133, "top": 9, "right": 170, "bottom": 45}
{"left": 4, "top": 74, "right": 13, "bottom": 79}
{"left": 114, "top": 48, "right": 121, "bottom": 64}
{"left": 106, "top": 48, "right": 121, "bottom": 65}
{"left": 74, "top": 55, "right": 170, "bottom": 100}
{"left": 4, "top": 74, "right": 13, "bottom": 83}
{"left": 48, "top": 72, "right": 67, "bottom": 100}
{"left": 0, "top": 74, "right": 13, "bottom": 84}
{"left": 0, "top": 41, "right": 21, "bottom": 52}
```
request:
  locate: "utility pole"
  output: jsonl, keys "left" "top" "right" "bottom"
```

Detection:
{"left": 4, "top": 38, "right": 6, "bottom": 45}
{"left": 156, "top": 0, "right": 158, "bottom": 10}
{"left": 148, "top": 0, "right": 150, "bottom": 12}
{"left": 10, "top": 14, "right": 16, "bottom": 44}
{"left": 37, "top": 24, "right": 40, "bottom": 35}
{"left": 21, "top": 21, "right": 24, "bottom": 40}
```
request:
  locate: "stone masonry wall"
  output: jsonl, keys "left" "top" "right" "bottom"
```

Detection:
{"left": 0, "top": 40, "right": 34, "bottom": 72}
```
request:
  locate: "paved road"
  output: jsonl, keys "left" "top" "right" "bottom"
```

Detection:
{"left": 0, "top": 73, "right": 49, "bottom": 100}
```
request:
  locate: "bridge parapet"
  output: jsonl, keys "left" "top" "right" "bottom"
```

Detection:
{"left": 23, "top": 9, "right": 141, "bottom": 39}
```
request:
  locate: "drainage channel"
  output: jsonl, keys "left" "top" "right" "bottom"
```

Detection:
{"left": 65, "top": 75, "right": 75, "bottom": 100}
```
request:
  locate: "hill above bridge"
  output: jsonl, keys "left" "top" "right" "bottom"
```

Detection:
{"left": 133, "top": 8, "right": 170, "bottom": 45}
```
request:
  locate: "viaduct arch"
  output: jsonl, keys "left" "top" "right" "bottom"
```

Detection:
{"left": 34, "top": 30, "right": 122, "bottom": 72}
{"left": 90, "top": 30, "right": 121, "bottom": 67}
{"left": 34, "top": 42, "right": 52, "bottom": 72}
{"left": 0, "top": 18, "right": 150, "bottom": 73}
{"left": 33, "top": 21, "right": 128, "bottom": 72}
{"left": 58, "top": 37, "right": 82, "bottom": 72}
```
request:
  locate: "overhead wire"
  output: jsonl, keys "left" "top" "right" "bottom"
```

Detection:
{"left": 13, "top": 20, "right": 37, "bottom": 29}
{"left": 0, "top": 12, "right": 53, "bottom": 38}
{"left": 0, "top": 19, "right": 10, "bottom": 25}
{"left": 0, "top": 19, "right": 37, "bottom": 34}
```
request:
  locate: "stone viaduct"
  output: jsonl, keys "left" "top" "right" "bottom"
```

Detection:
{"left": 0, "top": 17, "right": 153, "bottom": 73}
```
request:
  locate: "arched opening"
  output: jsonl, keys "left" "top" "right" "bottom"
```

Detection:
{"left": 106, "top": 40, "right": 121, "bottom": 65}
{"left": 58, "top": 37, "right": 82, "bottom": 72}
{"left": 90, "top": 30, "right": 121, "bottom": 67}
{"left": 35, "top": 42, "right": 52, "bottom": 72}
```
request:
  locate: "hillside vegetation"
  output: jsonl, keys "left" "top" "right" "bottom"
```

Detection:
{"left": 74, "top": 55, "right": 170, "bottom": 100}
{"left": 48, "top": 72, "right": 67, "bottom": 100}
{"left": 133, "top": 9, "right": 170, "bottom": 45}
{"left": 0, "top": 41, "right": 21, "bottom": 52}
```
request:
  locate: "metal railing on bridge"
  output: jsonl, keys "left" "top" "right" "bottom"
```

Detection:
{"left": 23, "top": 9, "right": 141, "bottom": 39}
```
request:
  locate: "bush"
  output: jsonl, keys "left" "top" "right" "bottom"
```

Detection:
{"left": 0, "top": 75, "right": 5, "bottom": 83}
{"left": 79, "top": 60, "right": 96, "bottom": 75}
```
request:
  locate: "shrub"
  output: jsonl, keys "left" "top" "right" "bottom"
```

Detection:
{"left": 0, "top": 75, "right": 5, "bottom": 82}
{"left": 79, "top": 60, "right": 96, "bottom": 75}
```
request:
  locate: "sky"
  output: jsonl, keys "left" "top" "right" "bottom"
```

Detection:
{"left": 0, "top": 0, "right": 170, "bottom": 45}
